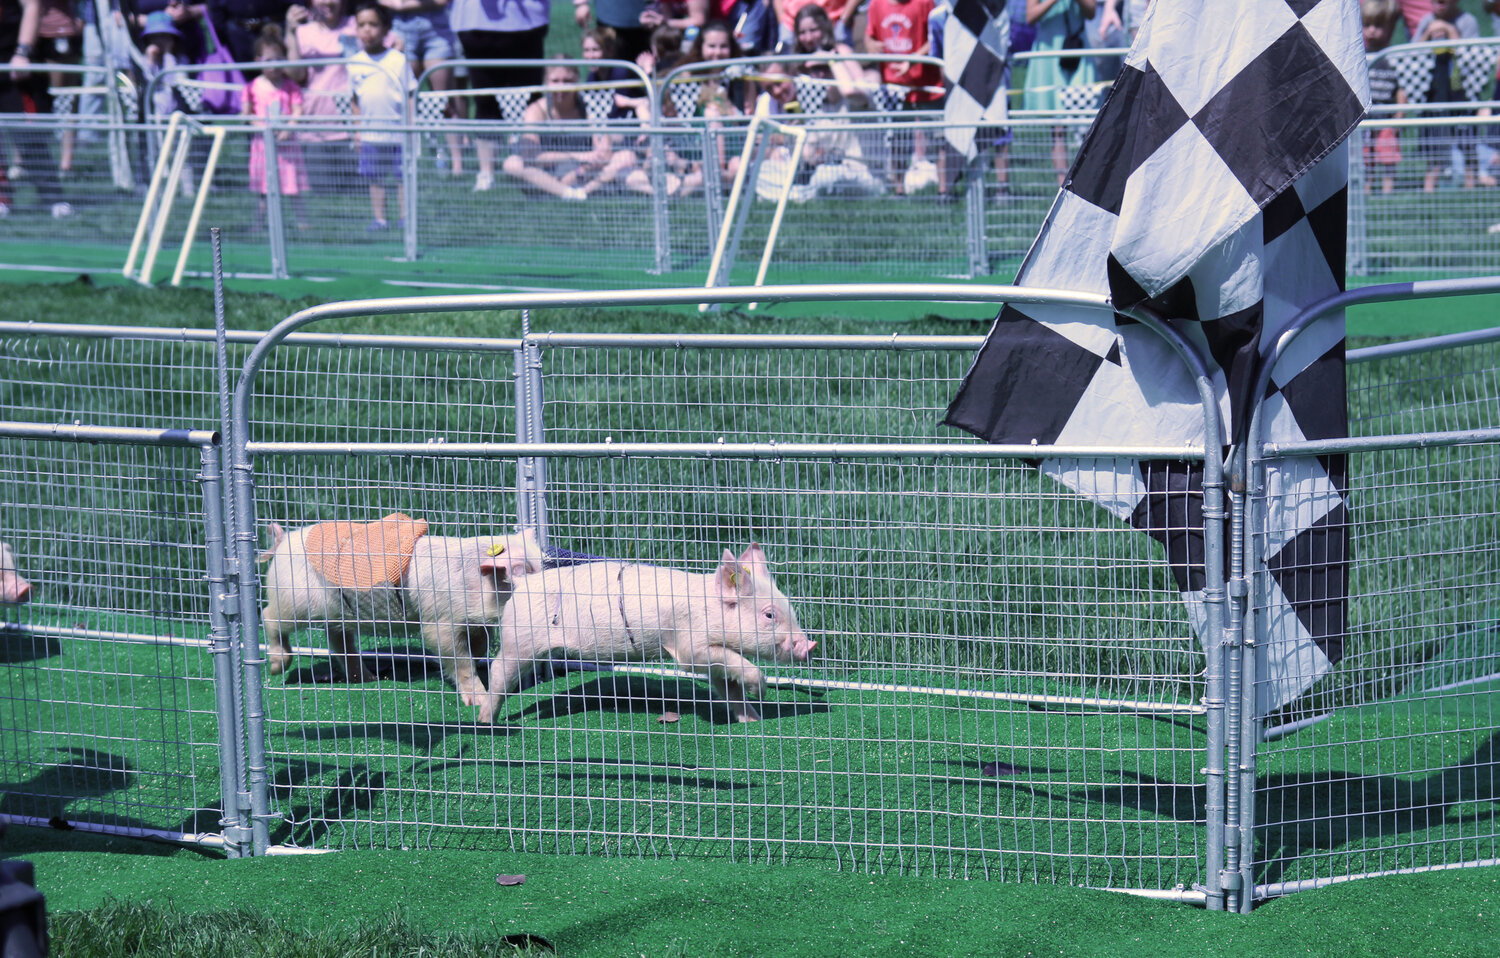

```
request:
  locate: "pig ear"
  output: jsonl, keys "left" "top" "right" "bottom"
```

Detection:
{"left": 717, "top": 548, "right": 752, "bottom": 602}
{"left": 478, "top": 555, "right": 507, "bottom": 583}
{"left": 736, "top": 543, "right": 771, "bottom": 579}
{"left": 478, "top": 540, "right": 521, "bottom": 584}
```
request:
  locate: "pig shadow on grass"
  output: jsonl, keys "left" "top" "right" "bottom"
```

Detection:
{"left": 0, "top": 623, "right": 61, "bottom": 663}
{"left": 266, "top": 759, "right": 392, "bottom": 847}
{"left": 932, "top": 757, "right": 1070, "bottom": 803}
{"left": 0, "top": 747, "right": 219, "bottom": 858}
{"left": 279, "top": 644, "right": 445, "bottom": 686}
{"left": 1067, "top": 770, "right": 1208, "bottom": 824}
{"left": 512, "top": 674, "right": 829, "bottom": 726}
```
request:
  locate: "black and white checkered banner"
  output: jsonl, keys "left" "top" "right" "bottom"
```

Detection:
{"left": 943, "top": 0, "right": 1009, "bottom": 158}
{"left": 1389, "top": 41, "right": 1500, "bottom": 104}
{"left": 944, "top": 0, "right": 1369, "bottom": 717}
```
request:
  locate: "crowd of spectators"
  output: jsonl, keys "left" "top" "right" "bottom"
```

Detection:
{"left": 1, "top": 0, "right": 1498, "bottom": 220}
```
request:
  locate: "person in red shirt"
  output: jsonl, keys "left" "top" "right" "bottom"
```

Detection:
{"left": 865, "top": 0, "right": 941, "bottom": 194}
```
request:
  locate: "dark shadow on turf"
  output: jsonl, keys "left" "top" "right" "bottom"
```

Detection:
{"left": 279, "top": 644, "right": 446, "bottom": 685}
{"left": 512, "top": 674, "right": 829, "bottom": 726}
{"left": 1253, "top": 730, "right": 1500, "bottom": 888}
{"left": 265, "top": 749, "right": 754, "bottom": 846}
{"left": 0, "top": 623, "right": 62, "bottom": 663}
{"left": 0, "top": 748, "right": 220, "bottom": 858}
{"left": 1068, "top": 772, "right": 1207, "bottom": 824}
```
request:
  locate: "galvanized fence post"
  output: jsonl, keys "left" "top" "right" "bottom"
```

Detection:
{"left": 211, "top": 228, "right": 255, "bottom": 857}
{"left": 702, "top": 125, "right": 726, "bottom": 252}
{"left": 198, "top": 440, "right": 249, "bottom": 857}
{"left": 1347, "top": 135, "right": 1367, "bottom": 278}
{"left": 1199, "top": 452, "right": 1230, "bottom": 912}
{"left": 230, "top": 406, "right": 274, "bottom": 855}
{"left": 649, "top": 130, "right": 672, "bottom": 274}
{"left": 404, "top": 100, "right": 420, "bottom": 261}
{"left": 1218, "top": 443, "right": 1250, "bottom": 912}
{"left": 515, "top": 309, "right": 549, "bottom": 546}
{"left": 1114, "top": 303, "right": 1230, "bottom": 910}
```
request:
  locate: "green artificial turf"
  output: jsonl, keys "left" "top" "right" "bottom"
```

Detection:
{"left": 2, "top": 277, "right": 1499, "bottom": 956}
{"left": 12, "top": 821, "right": 1500, "bottom": 958}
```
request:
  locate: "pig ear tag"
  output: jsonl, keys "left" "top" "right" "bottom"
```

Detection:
{"left": 727, "top": 569, "right": 742, "bottom": 588}
{"left": 486, "top": 543, "right": 507, "bottom": 557}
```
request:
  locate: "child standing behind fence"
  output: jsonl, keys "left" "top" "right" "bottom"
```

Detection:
{"left": 243, "top": 26, "right": 311, "bottom": 231}
{"left": 348, "top": 1, "right": 414, "bottom": 231}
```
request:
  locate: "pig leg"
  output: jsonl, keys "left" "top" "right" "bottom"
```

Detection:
{"left": 476, "top": 645, "right": 545, "bottom": 724}
{"left": 423, "top": 620, "right": 488, "bottom": 707}
{"left": 259, "top": 594, "right": 295, "bottom": 676}
{"left": 671, "top": 645, "right": 768, "bottom": 723}
{"left": 465, "top": 626, "right": 490, "bottom": 669}
{"left": 328, "top": 625, "right": 376, "bottom": 683}
{"left": 262, "top": 616, "right": 294, "bottom": 676}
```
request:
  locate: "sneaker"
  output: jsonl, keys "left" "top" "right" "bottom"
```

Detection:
{"left": 51, "top": 202, "right": 74, "bottom": 219}
{"left": 7, "top": 164, "right": 23, "bottom": 181}
{"left": 473, "top": 172, "right": 494, "bottom": 192}
{"left": 1489, "top": 222, "right": 1500, "bottom": 235}
{"left": 434, "top": 147, "right": 449, "bottom": 174}
{"left": 0, "top": 202, "right": 8, "bottom": 218}
{"left": 563, "top": 186, "right": 586, "bottom": 201}
{"left": 366, "top": 218, "right": 389, "bottom": 232}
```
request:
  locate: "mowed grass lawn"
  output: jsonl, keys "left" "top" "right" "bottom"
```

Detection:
{"left": 1, "top": 278, "right": 1499, "bottom": 956}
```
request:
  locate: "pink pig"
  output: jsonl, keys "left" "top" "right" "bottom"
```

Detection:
{"left": 0, "top": 541, "right": 32, "bottom": 605}
{"left": 259, "top": 523, "right": 544, "bottom": 711}
{"left": 478, "top": 543, "right": 815, "bottom": 724}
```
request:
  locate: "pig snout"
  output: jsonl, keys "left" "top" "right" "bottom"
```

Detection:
{"left": 779, "top": 631, "right": 815, "bottom": 662}
{"left": 0, "top": 573, "right": 31, "bottom": 605}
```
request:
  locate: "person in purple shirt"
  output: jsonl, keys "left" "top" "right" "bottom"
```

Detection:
{"left": 450, "top": 0, "right": 551, "bottom": 191}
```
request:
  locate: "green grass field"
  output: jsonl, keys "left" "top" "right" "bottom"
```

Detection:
{"left": 1, "top": 275, "right": 1499, "bottom": 956}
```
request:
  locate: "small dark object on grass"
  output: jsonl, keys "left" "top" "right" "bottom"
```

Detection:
{"left": 981, "top": 761, "right": 1016, "bottom": 777}
{"left": 496, "top": 874, "right": 526, "bottom": 886}
{"left": 658, "top": 711, "right": 679, "bottom": 723}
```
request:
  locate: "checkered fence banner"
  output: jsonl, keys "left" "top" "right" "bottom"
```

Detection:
{"left": 1387, "top": 40, "right": 1500, "bottom": 105}
{"left": 942, "top": 0, "right": 1010, "bottom": 158}
{"left": 944, "top": 0, "right": 1370, "bottom": 717}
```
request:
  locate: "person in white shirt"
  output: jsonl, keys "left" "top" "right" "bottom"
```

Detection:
{"left": 348, "top": 1, "right": 415, "bottom": 230}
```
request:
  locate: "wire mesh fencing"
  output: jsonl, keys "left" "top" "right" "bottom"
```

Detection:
{"left": 0, "top": 423, "right": 231, "bottom": 849}
{"left": 10, "top": 39, "right": 1500, "bottom": 289}
{"left": 2, "top": 283, "right": 1500, "bottom": 909}
{"left": 1251, "top": 434, "right": 1500, "bottom": 900}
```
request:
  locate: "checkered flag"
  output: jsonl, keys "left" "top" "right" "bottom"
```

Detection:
{"left": 1456, "top": 42, "right": 1499, "bottom": 102}
{"left": 1388, "top": 49, "right": 1435, "bottom": 103}
{"left": 944, "top": 0, "right": 1369, "bottom": 717}
{"left": 942, "top": 0, "right": 1009, "bottom": 158}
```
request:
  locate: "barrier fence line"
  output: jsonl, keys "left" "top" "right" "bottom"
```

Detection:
{"left": 7, "top": 37, "right": 1500, "bottom": 287}
{"left": 2, "top": 282, "right": 1499, "bottom": 907}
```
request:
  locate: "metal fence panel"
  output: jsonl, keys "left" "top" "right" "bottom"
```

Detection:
{"left": 228, "top": 301, "right": 1217, "bottom": 894}
{"left": 0, "top": 428, "right": 228, "bottom": 847}
{"left": 1252, "top": 438, "right": 1500, "bottom": 898}
{"left": 247, "top": 443, "right": 1209, "bottom": 891}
